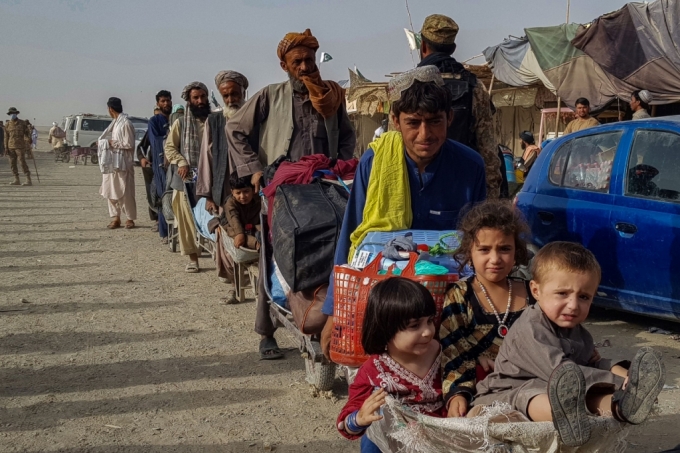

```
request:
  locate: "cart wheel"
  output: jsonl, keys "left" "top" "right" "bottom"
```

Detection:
{"left": 64, "top": 153, "right": 70, "bottom": 163}
{"left": 305, "top": 357, "right": 336, "bottom": 392}
{"left": 91, "top": 154, "right": 98, "bottom": 165}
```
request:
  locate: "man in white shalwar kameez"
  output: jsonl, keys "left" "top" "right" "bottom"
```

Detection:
{"left": 99, "top": 97, "right": 137, "bottom": 229}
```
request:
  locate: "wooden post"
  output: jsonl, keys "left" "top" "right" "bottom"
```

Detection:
{"left": 555, "top": 98, "right": 561, "bottom": 139}
{"left": 488, "top": 74, "right": 495, "bottom": 95}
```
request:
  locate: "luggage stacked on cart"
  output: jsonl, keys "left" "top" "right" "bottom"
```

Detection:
{"left": 271, "top": 179, "right": 349, "bottom": 334}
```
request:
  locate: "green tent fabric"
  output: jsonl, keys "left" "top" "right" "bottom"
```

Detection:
{"left": 525, "top": 24, "right": 636, "bottom": 110}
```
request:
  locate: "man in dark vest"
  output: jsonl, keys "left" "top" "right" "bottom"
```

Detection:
{"left": 196, "top": 70, "right": 251, "bottom": 304}
{"left": 228, "top": 29, "right": 356, "bottom": 360}
{"left": 417, "top": 14, "right": 502, "bottom": 198}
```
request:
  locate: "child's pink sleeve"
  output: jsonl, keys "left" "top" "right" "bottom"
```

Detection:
{"left": 336, "top": 361, "right": 376, "bottom": 440}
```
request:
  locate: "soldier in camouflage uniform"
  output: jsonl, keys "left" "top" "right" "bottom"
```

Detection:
{"left": 4, "top": 107, "right": 33, "bottom": 186}
{"left": 417, "top": 14, "right": 502, "bottom": 199}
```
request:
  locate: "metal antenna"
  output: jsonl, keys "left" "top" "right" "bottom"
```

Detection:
{"left": 405, "top": 0, "right": 417, "bottom": 67}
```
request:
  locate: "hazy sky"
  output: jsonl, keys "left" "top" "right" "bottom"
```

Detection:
{"left": 1, "top": 0, "right": 628, "bottom": 125}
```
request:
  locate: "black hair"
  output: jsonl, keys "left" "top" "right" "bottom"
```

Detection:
{"left": 575, "top": 97, "right": 590, "bottom": 107}
{"left": 107, "top": 97, "right": 123, "bottom": 114}
{"left": 229, "top": 173, "right": 254, "bottom": 190}
{"left": 455, "top": 199, "right": 531, "bottom": 273}
{"left": 631, "top": 90, "right": 650, "bottom": 111}
{"left": 156, "top": 90, "right": 172, "bottom": 102}
{"left": 361, "top": 278, "right": 436, "bottom": 355}
{"left": 391, "top": 80, "right": 452, "bottom": 118}
{"left": 422, "top": 36, "right": 457, "bottom": 56}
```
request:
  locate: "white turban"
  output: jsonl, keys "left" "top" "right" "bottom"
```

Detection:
{"left": 638, "top": 90, "right": 652, "bottom": 104}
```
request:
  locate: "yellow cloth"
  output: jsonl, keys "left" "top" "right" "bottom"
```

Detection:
{"left": 348, "top": 131, "right": 412, "bottom": 262}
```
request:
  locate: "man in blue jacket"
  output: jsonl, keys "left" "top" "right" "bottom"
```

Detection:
{"left": 146, "top": 90, "right": 172, "bottom": 243}
{"left": 321, "top": 66, "right": 487, "bottom": 355}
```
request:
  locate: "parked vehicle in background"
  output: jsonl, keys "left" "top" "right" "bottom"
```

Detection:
{"left": 516, "top": 116, "right": 680, "bottom": 321}
{"left": 63, "top": 114, "right": 148, "bottom": 159}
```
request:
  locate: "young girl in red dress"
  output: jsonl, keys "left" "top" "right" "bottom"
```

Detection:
{"left": 337, "top": 277, "right": 446, "bottom": 452}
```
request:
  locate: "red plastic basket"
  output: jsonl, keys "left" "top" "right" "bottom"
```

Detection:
{"left": 330, "top": 252, "right": 458, "bottom": 367}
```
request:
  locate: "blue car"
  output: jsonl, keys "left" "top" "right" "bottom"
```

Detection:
{"left": 516, "top": 116, "right": 680, "bottom": 321}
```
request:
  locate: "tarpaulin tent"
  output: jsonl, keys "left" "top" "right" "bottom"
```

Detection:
{"left": 483, "top": 36, "right": 555, "bottom": 91}
{"left": 524, "top": 24, "right": 636, "bottom": 111}
{"left": 484, "top": 0, "right": 680, "bottom": 111}
{"left": 572, "top": 0, "right": 680, "bottom": 105}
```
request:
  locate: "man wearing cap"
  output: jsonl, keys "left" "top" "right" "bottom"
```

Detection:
{"left": 48, "top": 121, "right": 66, "bottom": 151}
{"left": 165, "top": 81, "right": 211, "bottom": 273}
{"left": 227, "top": 29, "right": 356, "bottom": 360}
{"left": 4, "top": 107, "right": 33, "bottom": 186}
{"left": 516, "top": 131, "right": 541, "bottom": 180}
{"left": 197, "top": 70, "right": 252, "bottom": 303}
{"left": 631, "top": 90, "right": 652, "bottom": 120}
{"left": 99, "top": 97, "right": 137, "bottom": 229}
{"left": 564, "top": 97, "right": 600, "bottom": 135}
{"left": 418, "top": 14, "right": 501, "bottom": 199}
{"left": 320, "top": 67, "right": 487, "bottom": 363}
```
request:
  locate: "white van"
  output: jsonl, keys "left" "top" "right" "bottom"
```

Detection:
{"left": 64, "top": 114, "right": 113, "bottom": 150}
{"left": 64, "top": 114, "right": 148, "bottom": 152}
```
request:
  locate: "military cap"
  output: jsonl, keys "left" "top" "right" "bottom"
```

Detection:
{"left": 7, "top": 107, "right": 20, "bottom": 115}
{"left": 420, "top": 14, "right": 459, "bottom": 45}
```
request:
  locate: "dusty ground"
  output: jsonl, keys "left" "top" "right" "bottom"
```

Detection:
{"left": 0, "top": 131, "right": 679, "bottom": 453}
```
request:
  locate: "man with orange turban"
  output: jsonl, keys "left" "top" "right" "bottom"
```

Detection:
{"left": 227, "top": 29, "right": 356, "bottom": 360}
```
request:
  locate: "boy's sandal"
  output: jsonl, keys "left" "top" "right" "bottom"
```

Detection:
{"left": 548, "top": 361, "right": 591, "bottom": 447}
{"left": 185, "top": 261, "right": 199, "bottom": 273}
{"left": 107, "top": 220, "right": 121, "bottom": 229}
{"left": 613, "top": 347, "right": 665, "bottom": 425}
{"left": 259, "top": 337, "right": 283, "bottom": 360}
{"left": 125, "top": 220, "right": 135, "bottom": 229}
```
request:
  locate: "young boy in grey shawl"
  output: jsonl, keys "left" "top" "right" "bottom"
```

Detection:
{"left": 473, "top": 242, "right": 665, "bottom": 447}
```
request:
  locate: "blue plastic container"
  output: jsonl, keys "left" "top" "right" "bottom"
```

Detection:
{"left": 504, "top": 153, "right": 516, "bottom": 183}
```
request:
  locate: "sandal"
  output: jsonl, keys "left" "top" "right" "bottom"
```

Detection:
{"left": 125, "top": 220, "right": 135, "bottom": 229}
{"left": 185, "top": 261, "right": 199, "bottom": 273}
{"left": 614, "top": 347, "right": 665, "bottom": 425}
{"left": 107, "top": 220, "right": 121, "bottom": 229}
{"left": 259, "top": 336, "right": 284, "bottom": 360}
{"left": 220, "top": 289, "right": 239, "bottom": 305}
{"left": 161, "top": 237, "right": 169, "bottom": 245}
{"left": 548, "top": 361, "right": 590, "bottom": 447}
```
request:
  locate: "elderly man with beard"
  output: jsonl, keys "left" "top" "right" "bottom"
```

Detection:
{"left": 228, "top": 29, "right": 356, "bottom": 360}
{"left": 196, "top": 70, "right": 253, "bottom": 303}
{"left": 164, "top": 82, "right": 211, "bottom": 273}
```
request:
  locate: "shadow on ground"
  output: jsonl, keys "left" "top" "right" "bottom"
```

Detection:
{"left": 0, "top": 388, "right": 282, "bottom": 432}
{"left": 0, "top": 352, "right": 300, "bottom": 397}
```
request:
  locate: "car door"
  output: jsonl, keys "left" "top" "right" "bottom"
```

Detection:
{"left": 65, "top": 117, "right": 77, "bottom": 145}
{"left": 608, "top": 127, "right": 680, "bottom": 318}
{"left": 528, "top": 130, "right": 625, "bottom": 290}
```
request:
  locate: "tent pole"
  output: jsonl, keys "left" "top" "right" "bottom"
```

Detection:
{"left": 555, "top": 98, "right": 561, "bottom": 139}
{"left": 488, "top": 74, "right": 495, "bottom": 95}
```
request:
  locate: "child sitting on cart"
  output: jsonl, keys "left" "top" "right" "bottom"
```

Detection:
{"left": 337, "top": 278, "right": 446, "bottom": 452}
{"left": 472, "top": 242, "right": 665, "bottom": 447}
{"left": 440, "top": 199, "right": 533, "bottom": 418}
{"left": 225, "top": 174, "right": 261, "bottom": 251}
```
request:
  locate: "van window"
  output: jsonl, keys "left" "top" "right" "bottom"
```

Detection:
{"left": 626, "top": 130, "right": 680, "bottom": 202}
{"left": 80, "top": 119, "right": 111, "bottom": 132}
{"left": 560, "top": 131, "right": 622, "bottom": 192}
{"left": 69, "top": 119, "right": 78, "bottom": 130}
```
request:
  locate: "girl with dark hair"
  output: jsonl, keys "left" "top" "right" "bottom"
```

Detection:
{"left": 336, "top": 277, "right": 446, "bottom": 452}
{"left": 440, "top": 199, "right": 535, "bottom": 418}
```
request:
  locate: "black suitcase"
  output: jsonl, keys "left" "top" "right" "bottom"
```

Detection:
{"left": 272, "top": 180, "right": 349, "bottom": 292}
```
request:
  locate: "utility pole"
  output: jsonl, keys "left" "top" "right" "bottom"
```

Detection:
{"left": 555, "top": 0, "right": 571, "bottom": 138}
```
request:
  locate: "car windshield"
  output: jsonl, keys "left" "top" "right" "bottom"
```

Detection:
{"left": 135, "top": 129, "right": 146, "bottom": 140}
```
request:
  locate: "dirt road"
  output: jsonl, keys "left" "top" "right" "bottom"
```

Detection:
{"left": 1, "top": 135, "right": 679, "bottom": 452}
